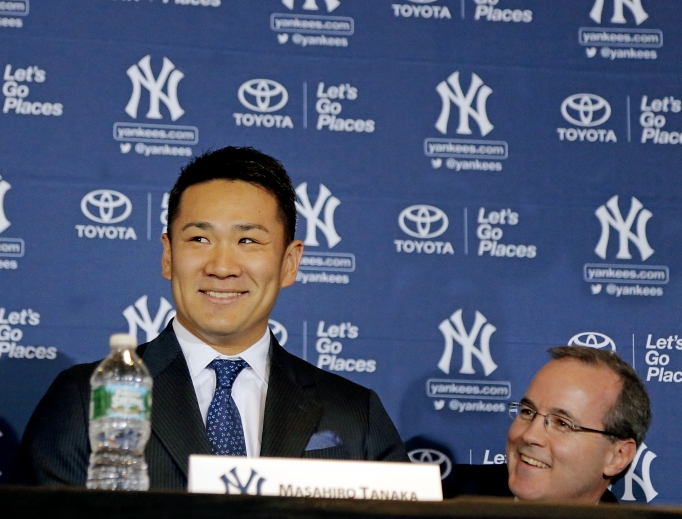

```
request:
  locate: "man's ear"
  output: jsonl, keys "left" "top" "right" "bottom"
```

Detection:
{"left": 161, "top": 233, "right": 172, "bottom": 281}
{"left": 604, "top": 438, "right": 637, "bottom": 478}
{"left": 281, "top": 240, "right": 304, "bottom": 288}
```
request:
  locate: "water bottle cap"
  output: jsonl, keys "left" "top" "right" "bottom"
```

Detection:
{"left": 110, "top": 333, "right": 137, "bottom": 350}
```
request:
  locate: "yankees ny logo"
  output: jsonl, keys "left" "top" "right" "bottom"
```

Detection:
{"left": 221, "top": 468, "right": 266, "bottom": 495}
{"left": 295, "top": 182, "right": 342, "bottom": 248}
{"left": 620, "top": 443, "right": 658, "bottom": 502}
{"left": 0, "top": 176, "right": 11, "bottom": 234}
{"left": 594, "top": 195, "right": 654, "bottom": 261}
{"left": 436, "top": 72, "right": 494, "bottom": 136}
{"left": 590, "top": 0, "right": 648, "bottom": 25}
{"left": 123, "top": 295, "right": 176, "bottom": 343}
{"left": 438, "top": 309, "right": 498, "bottom": 376}
{"left": 125, "top": 55, "right": 185, "bottom": 121}
{"left": 281, "top": 0, "right": 340, "bottom": 12}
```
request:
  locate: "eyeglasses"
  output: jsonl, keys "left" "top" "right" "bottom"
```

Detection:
{"left": 508, "top": 402, "right": 623, "bottom": 439}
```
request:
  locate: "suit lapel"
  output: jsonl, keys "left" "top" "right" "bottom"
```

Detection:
{"left": 260, "top": 336, "right": 322, "bottom": 457}
{"left": 143, "top": 327, "right": 320, "bottom": 465}
{"left": 142, "top": 323, "right": 212, "bottom": 478}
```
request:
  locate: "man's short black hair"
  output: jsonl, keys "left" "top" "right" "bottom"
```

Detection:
{"left": 166, "top": 146, "right": 297, "bottom": 244}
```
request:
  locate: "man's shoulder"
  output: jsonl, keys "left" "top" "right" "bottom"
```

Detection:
{"left": 52, "top": 360, "right": 100, "bottom": 390}
{"left": 48, "top": 329, "right": 161, "bottom": 392}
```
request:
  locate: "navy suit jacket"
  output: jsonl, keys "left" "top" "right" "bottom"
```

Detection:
{"left": 17, "top": 323, "right": 408, "bottom": 489}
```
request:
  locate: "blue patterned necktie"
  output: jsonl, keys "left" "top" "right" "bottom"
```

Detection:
{"left": 206, "top": 359, "right": 249, "bottom": 456}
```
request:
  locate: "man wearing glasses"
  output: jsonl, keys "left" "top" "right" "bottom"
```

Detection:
{"left": 504, "top": 346, "right": 651, "bottom": 504}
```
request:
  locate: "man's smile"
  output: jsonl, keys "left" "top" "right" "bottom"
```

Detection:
{"left": 201, "top": 290, "right": 247, "bottom": 300}
{"left": 520, "top": 453, "right": 551, "bottom": 469}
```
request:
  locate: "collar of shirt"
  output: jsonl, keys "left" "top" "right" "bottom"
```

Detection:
{"left": 172, "top": 319, "right": 270, "bottom": 384}
{"left": 172, "top": 319, "right": 271, "bottom": 458}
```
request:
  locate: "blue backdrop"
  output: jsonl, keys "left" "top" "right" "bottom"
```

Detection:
{"left": 1, "top": 0, "right": 680, "bottom": 504}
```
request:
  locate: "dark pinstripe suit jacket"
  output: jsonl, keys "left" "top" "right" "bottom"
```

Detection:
{"left": 17, "top": 323, "right": 408, "bottom": 489}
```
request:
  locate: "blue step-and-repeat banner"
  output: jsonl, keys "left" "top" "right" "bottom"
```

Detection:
{"left": 1, "top": 0, "right": 681, "bottom": 504}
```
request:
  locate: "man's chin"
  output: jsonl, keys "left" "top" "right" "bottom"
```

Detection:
{"left": 510, "top": 486, "right": 549, "bottom": 501}
{"left": 180, "top": 317, "right": 243, "bottom": 342}
{"left": 509, "top": 474, "right": 552, "bottom": 502}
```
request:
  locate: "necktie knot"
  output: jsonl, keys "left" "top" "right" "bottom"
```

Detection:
{"left": 209, "top": 358, "right": 249, "bottom": 389}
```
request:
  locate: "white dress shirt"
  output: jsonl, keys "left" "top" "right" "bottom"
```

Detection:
{"left": 172, "top": 319, "right": 270, "bottom": 458}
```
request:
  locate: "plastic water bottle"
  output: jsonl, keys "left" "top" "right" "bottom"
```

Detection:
{"left": 86, "top": 333, "right": 152, "bottom": 490}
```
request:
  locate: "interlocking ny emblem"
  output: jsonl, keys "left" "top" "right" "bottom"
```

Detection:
{"left": 621, "top": 443, "right": 658, "bottom": 502}
{"left": 436, "top": 72, "right": 494, "bottom": 136}
{"left": 282, "top": 0, "right": 340, "bottom": 12}
{"left": 295, "top": 182, "right": 341, "bottom": 248}
{"left": 123, "top": 295, "right": 176, "bottom": 343}
{"left": 221, "top": 468, "right": 266, "bottom": 495}
{"left": 438, "top": 309, "right": 498, "bottom": 376}
{"left": 125, "top": 55, "right": 185, "bottom": 121}
{"left": 590, "top": 0, "right": 648, "bottom": 25}
{"left": 595, "top": 195, "right": 654, "bottom": 261}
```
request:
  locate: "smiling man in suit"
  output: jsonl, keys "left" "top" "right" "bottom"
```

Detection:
{"left": 18, "top": 146, "right": 408, "bottom": 489}
{"left": 505, "top": 346, "right": 651, "bottom": 504}
{"left": 460, "top": 347, "right": 651, "bottom": 504}
{"left": 466, "top": 346, "right": 651, "bottom": 504}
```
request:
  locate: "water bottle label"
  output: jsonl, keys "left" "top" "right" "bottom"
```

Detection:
{"left": 91, "top": 384, "right": 151, "bottom": 420}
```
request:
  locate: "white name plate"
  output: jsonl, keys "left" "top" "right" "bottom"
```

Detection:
{"left": 188, "top": 455, "right": 442, "bottom": 501}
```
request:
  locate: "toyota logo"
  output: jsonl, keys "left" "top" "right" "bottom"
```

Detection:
{"left": 399, "top": 205, "right": 448, "bottom": 239}
{"left": 238, "top": 79, "right": 288, "bottom": 113}
{"left": 81, "top": 189, "right": 133, "bottom": 224}
{"left": 561, "top": 94, "right": 611, "bottom": 127}
{"left": 568, "top": 332, "right": 616, "bottom": 351}
{"left": 268, "top": 319, "right": 288, "bottom": 347}
{"left": 408, "top": 448, "right": 452, "bottom": 480}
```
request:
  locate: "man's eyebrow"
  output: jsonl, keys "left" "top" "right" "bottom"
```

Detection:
{"left": 181, "top": 221, "right": 213, "bottom": 232}
{"left": 520, "top": 397, "right": 579, "bottom": 422}
{"left": 233, "top": 223, "right": 269, "bottom": 233}
{"left": 180, "top": 222, "right": 270, "bottom": 233}
{"left": 549, "top": 406, "right": 578, "bottom": 423}
{"left": 520, "top": 397, "right": 535, "bottom": 408}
